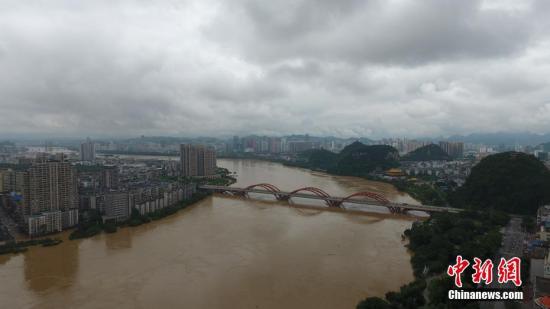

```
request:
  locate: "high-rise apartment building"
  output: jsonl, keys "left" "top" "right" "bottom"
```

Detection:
{"left": 0, "top": 170, "right": 8, "bottom": 192}
{"left": 439, "top": 141, "right": 464, "bottom": 159}
{"left": 180, "top": 144, "right": 217, "bottom": 177}
{"left": 232, "top": 136, "right": 242, "bottom": 153}
{"left": 201, "top": 146, "right": 216, "bottom": 176}
{"left": 181, "top": 144, "right": 198, "bottom": 176}
{"left": 26, "top": 160, "right": 78, "bottom": 214}
{"left": 80, "top": 137, "right": 96, "bottom": 162}
{"left": 19, "top": 158, "right": 79, "bottom": 235}
{"left": 101, "top": 166, "right": 119, "bottom": 189}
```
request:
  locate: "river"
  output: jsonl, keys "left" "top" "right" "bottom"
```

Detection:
{"left": 0, "top": 159, "right": 416, "bottom": 309}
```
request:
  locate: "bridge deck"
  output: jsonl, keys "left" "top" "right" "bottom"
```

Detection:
{"left": 199, "top": 185, "right": 462, "bottom": 213}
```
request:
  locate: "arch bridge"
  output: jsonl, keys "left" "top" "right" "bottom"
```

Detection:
{"left": 200, "top": 183, "right": 461, "bottom": 215}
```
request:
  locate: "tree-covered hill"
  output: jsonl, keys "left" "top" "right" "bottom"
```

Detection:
{"left": 299, "top": 142, "right": 400, "bottom": 176}
{"left": 334, "top": 142, "right": 399, "bottom": 175}
{"left": 451, "top": 152, "right": 550, "bottom": 214}
{"left": 301, "top": 148, "right": 338, "bottom": 171}
{"left": 401, "top": 144, "right": 451, "bottom": 161}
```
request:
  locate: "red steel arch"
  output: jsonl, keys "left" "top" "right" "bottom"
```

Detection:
{"left": 341, "top": 191, "right": 389, "bottom": 204}
{"left": 285, "top": 187, "right": 336, "bottom": 207}
{"left": 234, "top": 184, "right": 393, "bottom": 211}
{"left": 331, "top": 191, "right": 391, "bottom": 208}
{"left": 244, "top": 183, "right": 282, "bottom": 193}
{"left": 244, "top": 183, "right": 283, "bottom": 199}
{"left": 287, "top": 187, "right": 331, "bottom": 198}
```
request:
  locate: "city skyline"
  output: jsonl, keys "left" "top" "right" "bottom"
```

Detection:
{"left": 1, "top": 1, "right": 550, "bottom": 138}
{"left": 3, "top": 2, "right": 550, "bottom": 307}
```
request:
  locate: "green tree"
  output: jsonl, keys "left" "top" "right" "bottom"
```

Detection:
{"left": 356, "top": 297, "right": 391, "bottom": 309}
{"left": 451, "top": 152, "right": 550, "bottom": 214}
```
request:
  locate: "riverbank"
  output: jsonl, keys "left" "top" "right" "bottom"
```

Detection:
{"left": 361, "top": 175, "right": 447, "bottom": 206}
{"left": 221, "top": 154, "right": 438, "bottom": 205}
{"left": 159, "top": 168, "right": 237, "bottom": 187}
{"left": 0, "top": 238, "right": 62, "bottom": 255}
{"left": 69, "top": 192, "right": 211, "bottom": 240}
{"left": 1, "top": 157, "right": 415, "bottom": 309}
{"left": 357, "top": 210, "right": 511, "bottom": 308}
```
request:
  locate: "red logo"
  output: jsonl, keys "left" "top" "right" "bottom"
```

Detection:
{"left": 472, "top": 257, "right": 494, "bottom": 285}
{"left": 447, "top": 256, "right": 522, "bottom": 287}
{"left": 497, "top": 257, "right": 522, "bottom": 287}
{"left": 447, "top": 255, "right": 470, "bottom": 288}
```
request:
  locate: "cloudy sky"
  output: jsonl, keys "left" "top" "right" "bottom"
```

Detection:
{"left": 1, "top": 0, "right": 550, "bottom": 139}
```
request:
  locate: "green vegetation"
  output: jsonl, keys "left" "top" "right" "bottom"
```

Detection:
{"left": 357, "top": 297, "right": 391, "bottom": 309}
{"left": 358, "top": 274, "right": 487, "bottom": 308}
{"left": 0, "top": 238, "right": 62, "bottom": 255}
{"left": 204, "top": 177, "right": 234, "bottom": 187}
{"left": 334, "top": 142, "right": 399, "bottom": 175}
{"left": 522, "top": 216, "right": 536, "bottom": 233}
{"left": 392, "top": 180, "right": 448, "bottom": 206}
{"left": 362, "top": 174, "right": 448, "bottom": 206}
{"left": 401, "top": 144, "right": 451, "bottom": 161}
{"left": 406, "top": 210, "right": 507, "bottom": 277}
{"left": 69, "top": 224, "right": 103, "bottom": 240}
{"left": 158, "top": 175, "right": 181, "bottom": 182}
{"left": 202, "top": 168, "right": 237, "bottom": 186}
{"left": 103, "top": 222, "right": 118, "bottom": 233}
{"left": 357, "top": 210, "right": 508, "bottom": 308}
{"left": 160, "top": 168, "right": 236, "bottom": 186}
{"left": 424, "top": 276, "right": 479, "bottom": 309}
{"left": 300, "top": 142, "right": 399, "bottom": 175}
{"left": 451, "top": 151, "right": 550, "bottom": 214}
{"left": 69, "top": 209, "right": 103, "bottom": 240}
{"left": 301, "top": 148, "right": 338, "bottom": 171}
{"left": 385, "top": 279, "right": 426, "bottom": 308}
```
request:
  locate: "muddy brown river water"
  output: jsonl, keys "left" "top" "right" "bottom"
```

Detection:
{"left": 0, "top": 159, "right": 417, "bottom": 308}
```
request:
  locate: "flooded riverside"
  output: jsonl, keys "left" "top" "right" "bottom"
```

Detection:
{"left": 0, "top": 159, "right": 417, "bottom": 309}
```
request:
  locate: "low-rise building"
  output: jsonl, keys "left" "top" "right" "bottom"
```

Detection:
{"left": 132, "top": 183, "right": 196, "bottom": 216}
{"left": 94, "top": 183, "right": 197, "bottom": 223}
{"left": 28, "top": 210, "right": 62, "bottom": 236}
{"left": 104, "top": 192, "right": 130, "bottom": 223}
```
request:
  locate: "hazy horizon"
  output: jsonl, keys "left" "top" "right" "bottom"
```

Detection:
{"left": 2, "top": 131, "right": 550, "bottom": 148}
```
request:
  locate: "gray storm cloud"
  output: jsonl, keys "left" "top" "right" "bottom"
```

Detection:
{"left": 0, "top": 0, "right": 549, "bottom": 138}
